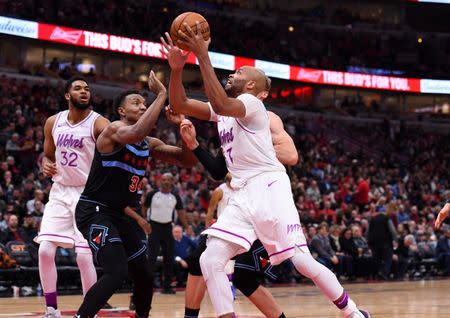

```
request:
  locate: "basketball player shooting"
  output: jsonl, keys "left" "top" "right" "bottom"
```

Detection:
{"left": 161, "top": 23, "right": 371, "bottom": 318}
{"left": 165, "top": 107, "right": 297, "bottom": 318}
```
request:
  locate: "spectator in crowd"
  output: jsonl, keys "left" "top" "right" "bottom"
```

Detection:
{"left": 21, "top": 213, "right": 38, "bottom": 243}
{"left": 311, "top": 223, "right": 347, "bottom": 278}
{"left": 354, "top": 176, "right": 370, "bottom": 213}
{"left": 26, "top": 189, "right": 45, "bottom": 214}
{"left": 352, "top": 225, "right": 375, "bottom": 278}
{"left": 367, "top": 207, "right": 398, "bottom": 280}
{"left": 172, "top": 225, "right": 197, "bottom": 287}
{"left": 435, "top": 227, "right": 450, "bottom": 276}
{"left": 0, "top": 214, "right": 27, "bottom": 244}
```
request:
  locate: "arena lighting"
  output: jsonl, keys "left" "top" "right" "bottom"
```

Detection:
{"left": 409, "top": 0, "right": 450, "bottom": 4}
{"left": 1, "top": 15, "right": 450, "bottom": 94}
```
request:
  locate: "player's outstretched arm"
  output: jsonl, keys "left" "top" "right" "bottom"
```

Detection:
{"left": 268, "top": 111, "right": 298, "bottom": 166}
{"left": 177, "top": 22, "right": 246, "bottom": 118}
{"left": 147, "top": 137, "right": 197, "bottom": 168}
{"left": 206, "top": 187, "right": 223, "bottom": 228}
{"left": 42, "top": 115, "right": 58, "bottom": 177}
{"left": 99, "top": 71, "right": 166, "bottom": 148}
{"left": 435, "top": 202, "right": 450, "bottom": 229}
{"left": 161, "top": 33, "right": 211, "bottom": 120}
{"left": 180, "top": 119, "right": 228, "bottom": 180}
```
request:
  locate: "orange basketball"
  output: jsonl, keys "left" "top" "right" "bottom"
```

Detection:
{"left": 170, "top": 12, "right": 210, "bottom": 51}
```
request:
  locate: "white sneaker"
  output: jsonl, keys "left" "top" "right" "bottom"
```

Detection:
{"left": 43, "top": 307, "right": 61, "bottom": 318}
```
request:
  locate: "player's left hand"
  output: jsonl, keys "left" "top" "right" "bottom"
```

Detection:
{"left": 138, "top": 218, "right": 152, "bottom": 235}
{"left": 177, "top": 21, "right": 211, "bottom": 58}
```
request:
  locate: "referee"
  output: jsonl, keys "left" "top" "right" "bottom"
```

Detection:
{"left": 144, "top": 173, "right": 188, "bottom": 294}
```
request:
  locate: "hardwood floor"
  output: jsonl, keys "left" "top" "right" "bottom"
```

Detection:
{"left": 0, "top": 279, "right": 448, "bottom": 317}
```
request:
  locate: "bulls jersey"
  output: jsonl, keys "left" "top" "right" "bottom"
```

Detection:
{"left": 51, "top": 110, "right": 100, "bottom": 187}
{"left": 210, "top": 94, "right": 284, "bottom": 188}
{"left": 81, "top": 139, "right": 149, "bottom": 212}
{"left": 217, "top": 183, "right": 234, "bottom": 218}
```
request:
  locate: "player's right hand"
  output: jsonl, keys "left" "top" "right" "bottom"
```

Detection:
{"left": 138, "top": 218, "right": 152, "bottom": 235}
{"left": 160, "top": 32, "right": 189, "bottom": 71}
{"left": 147, "top": 70, "right": 167, "bottom": 96}
{"left": 42, "top": 162, "right": 57, "bottom": 177}
{"left": 180, "top": 119, "right": 199, "bottom": 150}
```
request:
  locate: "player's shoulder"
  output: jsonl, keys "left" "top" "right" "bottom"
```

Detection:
{"left": 237, "top": 93, "right": 262, "bottom": 105}
{"left": 44, "top": 113, "right": 60, "bottom": 129}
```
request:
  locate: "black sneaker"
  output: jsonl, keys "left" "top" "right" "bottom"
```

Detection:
{"left": 161, "top": 288, "right": 176, "bottom": 294}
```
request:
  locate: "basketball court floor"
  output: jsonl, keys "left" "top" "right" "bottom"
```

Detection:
{"left": 0, "top": 279, "right": 448, "bottom": 317}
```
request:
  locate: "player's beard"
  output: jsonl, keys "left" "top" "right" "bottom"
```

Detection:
{"left": 70, "top": 95, "right": 90, "bottom": 110}
{"left": 225, "top": 80, "right": 245, "bottom": 97}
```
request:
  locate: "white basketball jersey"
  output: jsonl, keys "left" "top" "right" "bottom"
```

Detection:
{"left": 51, "top": 110, "right": 100, "bottom": 187}
{"left": 211, "top": 94, "right": 285, "bottom": 188}
{"left": 217, "top": 183, "right": 234, "bottom": 217}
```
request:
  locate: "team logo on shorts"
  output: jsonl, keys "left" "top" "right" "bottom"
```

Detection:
{"left": 89, "top": 224, "right": 108, "bottom": 249}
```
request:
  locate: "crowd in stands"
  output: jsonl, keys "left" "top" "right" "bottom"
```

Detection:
{"left": 1, "top": 0, "right": 450, "bottom": 79}
{"left": 0, "top": 72, "right": 449, "bottom": 294}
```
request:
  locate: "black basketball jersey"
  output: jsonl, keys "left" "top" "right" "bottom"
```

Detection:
{"left": 81, "top": 139, "right": 149, "bottom": 213}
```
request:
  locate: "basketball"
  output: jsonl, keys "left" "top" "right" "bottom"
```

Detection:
{"left": 170, "top": 12, "right": 210, "bottom": 51}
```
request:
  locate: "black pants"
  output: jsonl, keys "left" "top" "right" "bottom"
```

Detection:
{"left": 75, "top": 200, "right": 152, "bottom": 318}
{"left": 148, "top": 221, "right": 174, "bottom": 289}
{"left": 372, "top": 246, "right": 393, "bottom": 278}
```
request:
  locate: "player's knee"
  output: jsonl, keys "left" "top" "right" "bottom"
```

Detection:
{"left": 199, "top": 248, "right": 225, "bottom": 280}
{"left": 291, "top": 247, "right": 321, "bottom": 279}
{"left": 233, "top": 268, "right": 259, "bottom": 297}
{"left": 131, "top": 254, "right": 153, "bottom": 285}
{"left": 38, "top": 242, "right": 57, "bottom": 261}
{"left": 76, "top": 253, "right": 94, "bottom": 268}
{"left": 99, "top": 246, "right": 129, "bottom": 285}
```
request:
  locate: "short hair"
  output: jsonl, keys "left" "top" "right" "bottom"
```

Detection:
{"left": 113, "top": 90, "right": 141, "bottom": 113}
{"left": 162, "top": 172, "right": 173, "bottom": 179}
{"left": 255, "top": 68, "right": 271, "bottom": 91}
{"left": 64, "top": 76, "right": 88, "bottom": 93}
{"left": 318, "top": 222, "right": 329, "bottom": 231}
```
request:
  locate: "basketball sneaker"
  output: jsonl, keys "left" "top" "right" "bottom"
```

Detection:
{"left": 43, "top": 307, "right": 61, "bottom": 318}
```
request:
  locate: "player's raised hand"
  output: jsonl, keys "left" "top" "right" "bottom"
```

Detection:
{"left": 180, "top": 119, "right": 199, "bottom": 150}
{"left": 177, "top": 21, "right": 211, "bottom": 59}
{"left": 42, "top": 161, "right": 57, "bottom": 177}
{"left": 165, "top": 105, "right": 185, "bottom": 125}
{"left": 147, "top": 70, "right": 166, "bottom": 95}
{"left": 160, "top": 32, "right": 189, "bottom": 71}
{"left": 435, "top": 203, "right": 450, "bottom": 229}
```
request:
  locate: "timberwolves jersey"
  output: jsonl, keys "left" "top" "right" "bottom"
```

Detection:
{"left": 51, "top": 110, "right": 100, "bottom": 187}
{"left": 81, "top": 139, "right": 149, "bottom": 212}
{"left": 209, "top": 94, "right": 285, "bottom": 188}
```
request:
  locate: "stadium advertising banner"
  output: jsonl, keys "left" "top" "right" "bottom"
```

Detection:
{"left": 1, "top": 15, "right": 449, "bottom": 95}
